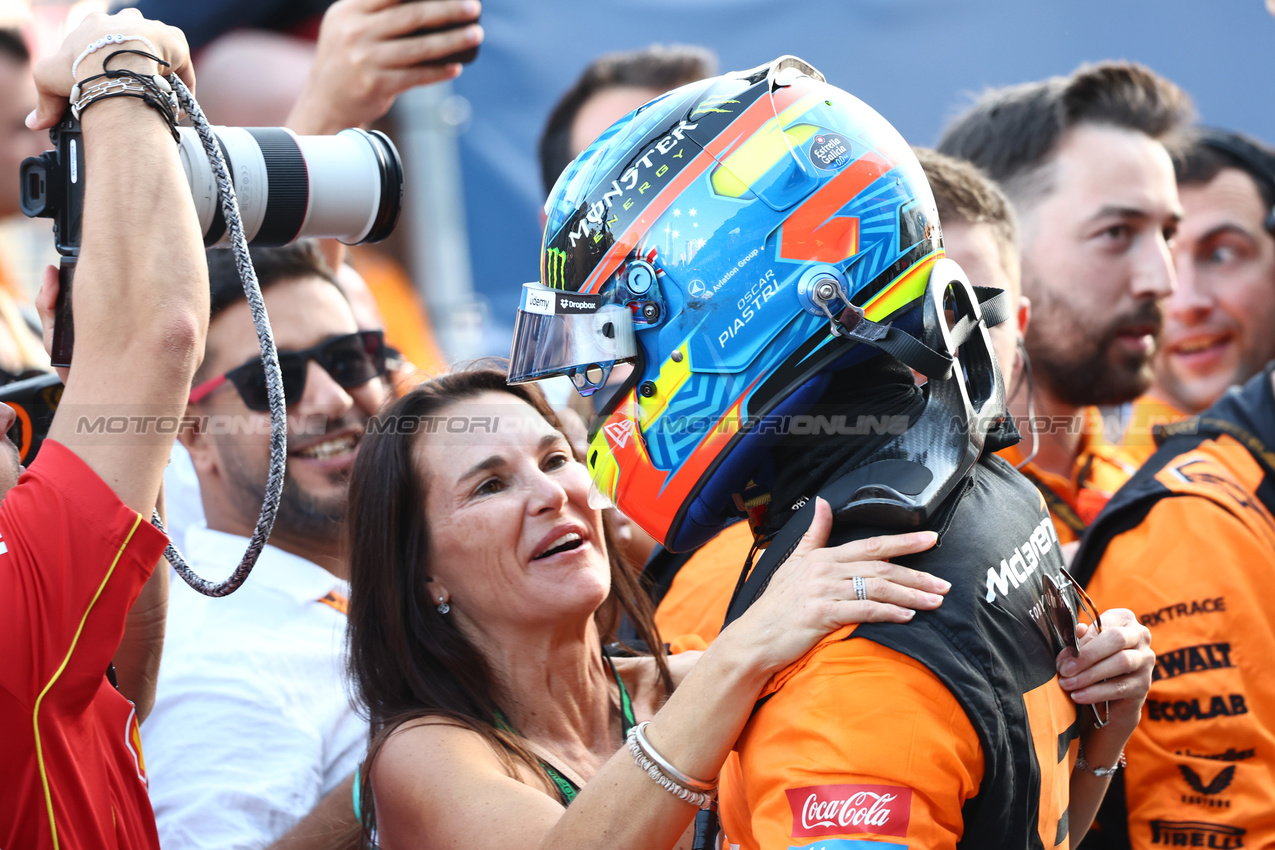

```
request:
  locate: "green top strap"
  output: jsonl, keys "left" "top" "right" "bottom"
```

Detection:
{"left": 496, "top": 652, "right": 638, "bottom": 805}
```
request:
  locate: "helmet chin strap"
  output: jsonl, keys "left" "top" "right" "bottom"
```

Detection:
{"left": 813, "top": 282, "right": 1014, "bottom": 382}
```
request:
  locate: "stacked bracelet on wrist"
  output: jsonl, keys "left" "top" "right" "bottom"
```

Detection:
{"left": 69, "top": 40, "right": 181, "bottom": 142}
{"left": 1076, "top": 742, "right": 1126, "bottom": 777}
{"left": 626, "top": 721, "right": 717, "bottom": 809}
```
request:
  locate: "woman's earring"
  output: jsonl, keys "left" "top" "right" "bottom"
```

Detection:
{"left": 436, "top": 598, "right": 451, "bottom": 615}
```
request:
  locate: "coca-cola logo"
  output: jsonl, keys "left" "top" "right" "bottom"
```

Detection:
{"left": 785, "top": 784, "right": 912, "bottom": 838}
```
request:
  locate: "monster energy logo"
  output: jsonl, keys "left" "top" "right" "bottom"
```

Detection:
{"left": 544, "top": 248, "right": 568, "bottom": 288}
{"left": 692, "top": 95, "right": 739, "bottom": 117}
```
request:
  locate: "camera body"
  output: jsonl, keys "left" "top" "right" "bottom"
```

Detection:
{"left": 19, "top": 113, "right": 84, "bottom": 258}
{"left": 20, "top": 114, "right": 404, "bottom": 365}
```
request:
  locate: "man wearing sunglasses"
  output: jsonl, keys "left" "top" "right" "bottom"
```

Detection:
{"left": 140, "top": 241, "right": 391, "bottom": 850}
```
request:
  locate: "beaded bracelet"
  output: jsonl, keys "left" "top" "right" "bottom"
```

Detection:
{"left": 626, "top": 722, "right": 715, "bottom": 808}
{"left": 71, "top": 34, "right": 158, "bottom": 82}
{"left": 70, "top": 50, "right": 181, "bottom": 141}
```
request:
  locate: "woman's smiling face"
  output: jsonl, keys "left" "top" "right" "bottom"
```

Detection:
{"left": 415, "top": 391, "right": 611, "bottom": 635}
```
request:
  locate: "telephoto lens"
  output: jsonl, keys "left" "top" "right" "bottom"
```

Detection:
{"left": 178, "top": 127, "right": 403, "bottom": 247}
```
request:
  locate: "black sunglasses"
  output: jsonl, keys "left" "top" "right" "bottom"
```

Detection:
{"left": 189, "top": 330, "right": 387, "bottom": 412}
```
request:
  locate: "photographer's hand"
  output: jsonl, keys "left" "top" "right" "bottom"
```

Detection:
{"left": 26, "top": 8, "right": 194, "bottom": 131}
{"left": 287, "top": 0, "right": 482, "bottom": 135}
{"left": 35, "top": 265, "right": 68, "bottom": 386}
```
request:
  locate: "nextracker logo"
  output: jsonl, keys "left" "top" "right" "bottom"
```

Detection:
{"left": 785, "top": 784, "right": 911, "bottom": 839}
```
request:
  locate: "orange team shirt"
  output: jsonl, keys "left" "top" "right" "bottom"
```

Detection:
{"left": 1086, "top": 434, "right": 1275, "bottom": 848}
{"left": 721, "top": 628, "right": 1079, "bottom": 850}
{"left": 654, "top": 522, "right": 755, "bottom": 646}
{"left": 998, "top": 406, "right": 1139, "bottom": 544}
{"left": 1116, "top": 392, "right": 1189, "bottom": 465}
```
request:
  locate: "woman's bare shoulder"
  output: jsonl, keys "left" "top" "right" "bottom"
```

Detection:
{"left": 371, "top": 719, "right": 567, "bottom": 849}
{"left": 376, "top": 717, "right": 507, "bottom": 780}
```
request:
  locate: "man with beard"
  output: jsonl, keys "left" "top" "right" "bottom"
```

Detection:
{"left": 141, "top": 242, "right": 390, "bottom": 850}
{"left": 1118, "top": 129, "right": 1275, "bottom": 460}
{"left": 938, "top": 62, "right": 1191, "bottom": 544}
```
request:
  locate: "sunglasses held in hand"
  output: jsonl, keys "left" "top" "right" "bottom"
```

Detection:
{"left": 1042, "top": 567, "right": 1109, "bottom": 728}
{"left": 188, "top": 330, "right": 388, "bottom": 412}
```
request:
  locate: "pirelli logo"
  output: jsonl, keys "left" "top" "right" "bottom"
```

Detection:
{"left": 1151, "top": 820, "right": 1244, "bottom": 847}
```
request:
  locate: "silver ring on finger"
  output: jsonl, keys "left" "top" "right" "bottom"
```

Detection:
{"left": 852, "top": 575, "right": 868, "bottom": 601}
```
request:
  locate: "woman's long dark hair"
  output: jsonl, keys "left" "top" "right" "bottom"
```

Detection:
{"left": 346, "top": 368, "right": 670, "bottom": 837}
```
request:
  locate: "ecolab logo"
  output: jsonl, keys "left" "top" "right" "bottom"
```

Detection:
{"left": 785, "top": 784, "right": 911, "bottom": 839}
{"left": 603, "top": 420, "right": 634, "bottom": 449}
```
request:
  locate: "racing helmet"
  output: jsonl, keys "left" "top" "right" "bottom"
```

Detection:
{"left": 509, "top": 57, "right": 1008, "bottom": 552}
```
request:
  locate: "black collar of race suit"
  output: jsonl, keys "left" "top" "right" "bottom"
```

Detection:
{"left": 719, "top": 277, "right": 1015, "bottom": 627}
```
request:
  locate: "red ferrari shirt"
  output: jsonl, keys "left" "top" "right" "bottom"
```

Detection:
{"left": 0, "top": 440, "right": 168, "bottom": 850}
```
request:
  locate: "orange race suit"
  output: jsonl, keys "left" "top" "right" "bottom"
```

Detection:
{"left": 647, "top": 520, "right": 754, "bottom": 646}
{"left": 720, "top": 453, "right": 1080, "bottom": 850}
{"left": 999, "top": 407, "right": 1139, "bottom": 545}
{"left": 1071, "top": 366, "right": 1275, "bottom": 850}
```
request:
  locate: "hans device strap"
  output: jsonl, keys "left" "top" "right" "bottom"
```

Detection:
{"left": 723, "top": 472, "right": 884, "bottom": 628}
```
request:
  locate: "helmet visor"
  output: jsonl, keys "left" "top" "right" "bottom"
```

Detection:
{"left": 507, "top": 283, "right": 636, "bottom": 396}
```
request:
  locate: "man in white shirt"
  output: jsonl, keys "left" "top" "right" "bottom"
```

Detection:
{"left": 142, "top": 242, "right": 390, "bottom": 849}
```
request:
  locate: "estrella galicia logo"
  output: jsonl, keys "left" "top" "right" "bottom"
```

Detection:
{"left": 1151, "top": 820, "right": 1244, "bottom": 847}
{"left": 1180, "top": 764, "right": 1236, "bottom": 796}
{"left": 689, "top": 279, "right": 713, "bottom": 300}
{"left": 808, "top": 133, "right": 852, "bottom": 170}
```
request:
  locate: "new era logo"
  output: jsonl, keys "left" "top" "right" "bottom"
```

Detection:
{"left": 603, "top": 420, "right": 635, "bottom": 449}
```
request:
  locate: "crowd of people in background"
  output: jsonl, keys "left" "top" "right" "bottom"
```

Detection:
{"left": 2, "top": 2, "right": 1275, "bottom": 850}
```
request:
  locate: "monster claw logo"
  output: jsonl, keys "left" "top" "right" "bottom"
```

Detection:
{"left": 544, "top": 248, "right": 568, "bottom": 289}
{"left": 692, "top": 96, "right": 740, "bottom": 117}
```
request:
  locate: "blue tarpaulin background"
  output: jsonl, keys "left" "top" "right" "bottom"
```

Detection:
{"left": 450, "top": 0, "right": 1275, "bottom": 347}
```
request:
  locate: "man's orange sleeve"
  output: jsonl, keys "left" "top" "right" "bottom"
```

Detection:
{"left": 654, "top": 522, "right": 753, "bottom": 646}
{"left": 721, "top": 638, "right": 984, "bottom": 850}
{"left": 1089, "top": 496, "right": 1275, "bottom": 849}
